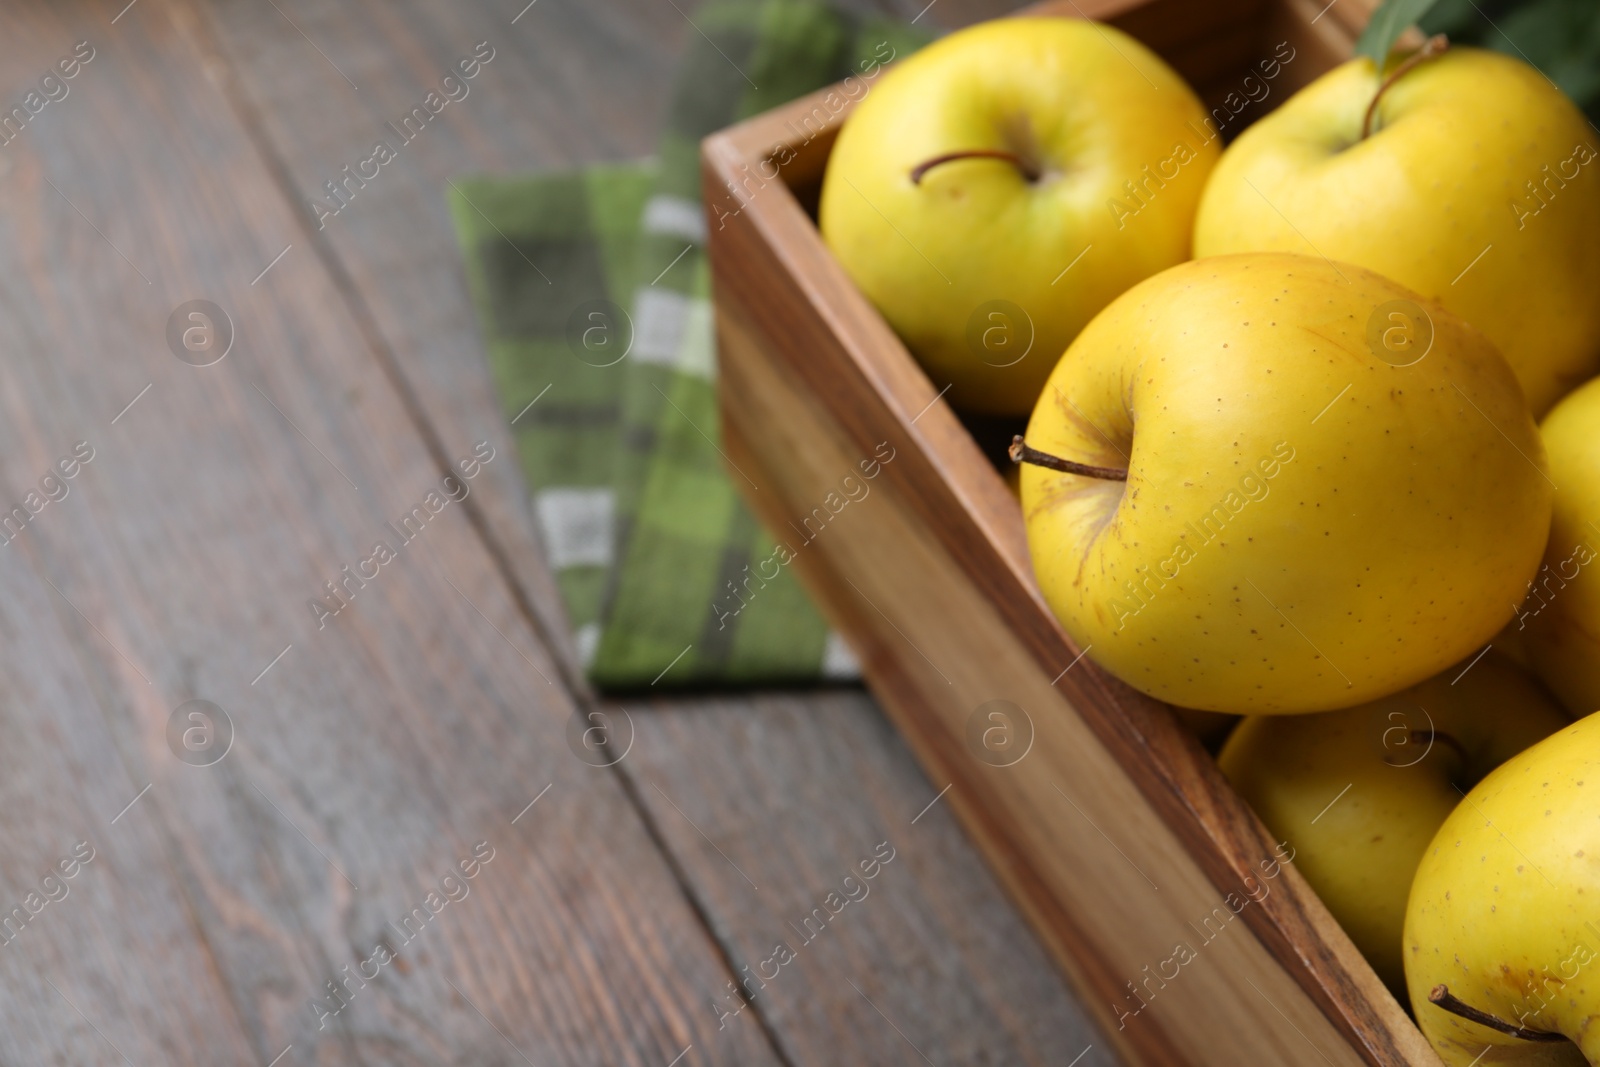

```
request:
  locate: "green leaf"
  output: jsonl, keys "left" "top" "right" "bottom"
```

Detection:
{"left": 1414, "top": 0, "right": 1600, "bottom": 121}
{"left": 1357, "top": 0, "right": 1449, "bottom": 66}
{"left": 1416, "top": 0, "right": 1481, "bottom": 39}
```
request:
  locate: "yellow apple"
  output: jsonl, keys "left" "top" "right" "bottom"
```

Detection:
{"left": 1522, "top": 375, "right": 1600, "bottom": 718}
{"left": 820, "top": 17, "right": 1219, "bottom": 415}
{"left": 1194, "top": 47, "right": 1600, "bottom": 416}
{"left": 1019, "top": 252, "right": 1551, "bottom": 714}
{"left": 1405, "top": 711, "right": 1600, "bottom": 1064}
{"left": 1218, "top": 651, "right": 1568, "bottom": 995}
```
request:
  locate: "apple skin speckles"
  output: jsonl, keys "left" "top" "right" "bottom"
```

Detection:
{"left": 1019, "top": 253, "right": 1548, "bottom": 715}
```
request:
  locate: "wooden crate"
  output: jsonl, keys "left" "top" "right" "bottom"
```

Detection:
{"left": 702, "top": 1, "right": 1445, "bottom": 1065}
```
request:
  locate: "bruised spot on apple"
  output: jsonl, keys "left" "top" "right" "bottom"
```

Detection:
{"left": 1195, "top": 45, "right": 1600, "bottom": 417}
{"left": 1218, "top": 650, "right": 1569, "bottom": 997}
{"left": 819, "top": 17, "right": 1220, "bottom": 416}
{"left": 1018, "top": 252, "right": 1552, "bottom": 715}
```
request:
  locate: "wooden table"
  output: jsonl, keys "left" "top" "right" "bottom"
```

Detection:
{"left": 0, "top": 0, "right": 1113, "bottom": 1063}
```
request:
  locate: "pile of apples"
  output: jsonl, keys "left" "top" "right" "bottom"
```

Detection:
{"left": 819, "top": 16, "right": 1600, "bottom": 1064}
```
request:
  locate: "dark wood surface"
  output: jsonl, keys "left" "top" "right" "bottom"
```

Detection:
{"left": 0, "top": 0, "right": 1110, "bottom": 1063}
{"left": 620, "top": 691, "right": 1113, "bottom": 1067}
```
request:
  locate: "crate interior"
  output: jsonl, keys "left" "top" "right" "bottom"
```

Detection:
{"left": 706, "top": 4, "right": 1450, "bottom": 1060}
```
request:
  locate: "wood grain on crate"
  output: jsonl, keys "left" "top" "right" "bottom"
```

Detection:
{"left": 704, "top": 0, "right": 1445, "bottom": 1064}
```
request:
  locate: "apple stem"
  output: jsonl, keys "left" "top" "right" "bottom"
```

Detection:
{"left": 1425, "top": 729, "right": 1469, "bottom": 766}
{"left": 1428, "top": 986, "right": 1567, "bottom": 1043}
{"left": 1009, "top": 436, "right": 1129, "bottom": 481}
{"left": 910, "top": 150, "right": 1040, "bottom": 186}
{"left": 1362, "top": 34, "right": 1450, "bottom": 140}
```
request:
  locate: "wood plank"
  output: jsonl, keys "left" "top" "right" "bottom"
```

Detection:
{"left": 195, "top": 1, "right": 1136, "bottom": 1064}
{"left": 620, "top": 689, "right": 1117, "bottom": 1067}
{"left": 0, "top": 569, "right": 259, "bottom": 1065}
{"left": 0, "top": 2, "right": 785, "bottom": 1063}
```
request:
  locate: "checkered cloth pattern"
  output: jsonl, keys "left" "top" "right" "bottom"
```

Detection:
{"left": 449, "top": 0, "right": 932, "bottom": 687}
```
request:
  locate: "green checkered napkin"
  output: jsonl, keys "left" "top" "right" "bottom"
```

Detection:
{"left": 449, "top": 1, "right": 932, "bottom": 688}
